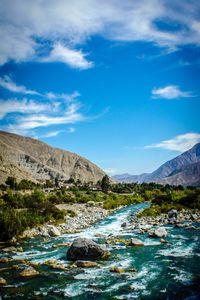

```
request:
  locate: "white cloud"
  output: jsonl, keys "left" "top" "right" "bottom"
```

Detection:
{"left": 145, "top": 133, "right": 200, "bottom": 152}
{"left": 42, "top": 43, "right": 93, "bottom": 70}
{"left": 4, "top": 102, "right": 85, "bottom": 135}
{"left": 0, "top": 98, "right": 49, "bottom": 119}
{"left": 0, "top": 0, "right": 200, "bottom": 66}
{"left": 103, "top": 168, "right": 118, "bottom": 175}
{"left": 151, "top": 85, "right": 195, "bottom": 99}
{"left": 68, "top": 127, "right": 76, "bottom": 133}
{"left": 0, "top": 76, "right": 81, "bottom": 104}
{"left": 0, "top": 76, "right": 40, "bottom": 95}
{"left": 39, "top": 130, "right": 64, "bottom": 138}
{"left": 45, "top": 91, "right": 80, "bottom": 102}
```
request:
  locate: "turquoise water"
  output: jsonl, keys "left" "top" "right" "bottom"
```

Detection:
{"left": 0, "top": 203, "right": 200, "bottom": 299}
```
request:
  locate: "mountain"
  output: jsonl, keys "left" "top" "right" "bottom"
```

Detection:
{"left": 113, "top": 143, "right": 200, "bottom": 186}
{"left": 0, "top": 131, "right": 105, "bottom": 184}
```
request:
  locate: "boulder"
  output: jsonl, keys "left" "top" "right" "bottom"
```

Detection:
{"left": 47, "top": 225, "right": 61, "bottom": 237}
{"left": 129, "top": 238, "right": 144, "bottom": 246}
{"left": 150, "top": 227, "right": 167, "bottom": 238}
{"left": 19, "top": 267, "right": 39, "bottom": 277}
{"left": 168, "top": 209, "right": 177, "bottom": 219}
{"left": 0, "top": 277, "right": 7, "bottom": 285}
{"left": 67, "top": 238, "right": 110, "bottom": 261}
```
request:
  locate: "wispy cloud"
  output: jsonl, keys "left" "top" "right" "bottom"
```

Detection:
{"left": 0, "top": 76, "right": 40, "bottom": 95}
{"left": 68, "top": 127, "right": 76, "bottom": 133}
{"left": 145, "top": 133, "right": 200, "bottom": 152}
{"left": 0, "top": 1, "right": 200, "bottom": 66}
{"left": 42, "top": 43, "right": 93, "bottom": 70}
{"left": 0, "top": 98, "right": 49, "bottom": 119}
{"left": 4, "top": 102, "right": 85, "bottom": 134}
{"left": 151, "top": 85, "right": 195, "bottom": 99}
{"left": 0, "top": 75, "right": 80, "bottom": 103}
{"left": 38, "top": 130, "right": 64, "bottom": 138}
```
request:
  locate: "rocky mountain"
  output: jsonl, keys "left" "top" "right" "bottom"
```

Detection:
{"left": 113, "top": 143, "right": 200, "bottom": 186}
{"left": 0, "top": 131, "right": 105, "bottom": 184}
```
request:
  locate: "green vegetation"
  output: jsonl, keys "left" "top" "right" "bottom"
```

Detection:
{"left": 101, "top": 175, "right": 110, "bottom": 193}
{"left": 138, "top": 188, "right": 200, "bottom": 217}
{"left": 0, "top": 176, "right": 199, "bottom": 241}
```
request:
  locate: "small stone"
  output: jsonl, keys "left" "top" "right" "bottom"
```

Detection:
{"left": 1, "top": 247, "right": 17, "bottom": 252}
{"left": 129, "top": 238, "right": 144, "bottom": 246}
{"left": 52, "top": 243, "right": 70, "bottom": 248}
{"left": 160, "top": 239, "right": 168, "bottom": 244}
{"left": 0, "top": 277, "right": 7, "bottom": 285}
{"left": 74, "top": 260, "right": 99, "bottom": 268}
{"left": 127, "top": 268, "right": 137, "bottom": 273}
{"left": 17, "top": 247, "right": 23, "bottom": 252}
{"left": 110, "top": 267, "right": 124, "bottom": 273}
{"left": 0, "top": 257, "right": 11, "bottom": 263}
{"left": 19, "top": 267, "right": 39, "bottom": 277}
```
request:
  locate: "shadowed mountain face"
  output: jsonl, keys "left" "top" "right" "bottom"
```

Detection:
{"left": 0, "top": 131, "right": 105, "bottom": 184}
{"left": 113, "top": 143, "right": 200, "bottom": 186}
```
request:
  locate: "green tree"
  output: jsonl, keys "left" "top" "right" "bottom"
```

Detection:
{"left": 101, "top": 175, "right": 110, "bottom": 193}
{"left": 5, "top": 176, "right": 17, "bottom": 190}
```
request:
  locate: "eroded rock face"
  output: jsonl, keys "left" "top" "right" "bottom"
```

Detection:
{"left": 0, "top": 131, "right": 106, "bottom": 184}
{"left": 67, "top": 238, "right": 110, "bottom": 261}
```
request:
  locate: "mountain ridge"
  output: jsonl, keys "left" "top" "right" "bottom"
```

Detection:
{"left": 113, "top": 143, "right": 200, "bottom": 186}
{"left": 0, "top": 131, "right": 106, "bottom": 184}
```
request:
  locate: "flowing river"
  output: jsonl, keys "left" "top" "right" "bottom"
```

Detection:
{"left": 0, "top": 203, "right": 200, "bottom": 299}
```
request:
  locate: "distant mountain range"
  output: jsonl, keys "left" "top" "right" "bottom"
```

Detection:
{"left": 113, "top": 143, "right": 200, "bottom": 187}
{"left": 0, "top": 131, "right": 105, "bottom": 184}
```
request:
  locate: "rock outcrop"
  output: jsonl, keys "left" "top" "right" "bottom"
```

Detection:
{"left": 67, "top": 238, "right": 110, "bottom": 261}
{"left": 0, "top": 131, "right": 105, "bottom": 184}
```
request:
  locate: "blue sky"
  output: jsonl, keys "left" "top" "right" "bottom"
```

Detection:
{"left": 0, "top": 0, "right": 200, "bottom": 175}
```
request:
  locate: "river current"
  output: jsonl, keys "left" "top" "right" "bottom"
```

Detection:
{"left": 0, "top": 203, "right": 200, "bottom": 299}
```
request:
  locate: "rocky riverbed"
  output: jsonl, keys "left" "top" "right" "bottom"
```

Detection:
{"left": 0, "top": 203, "right": 200, "bottom": 299}
{"left": 19, "top": 203, "right": 114, "bottom": 240}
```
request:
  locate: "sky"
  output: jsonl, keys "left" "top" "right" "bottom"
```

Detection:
{"left": 0, "top": 0, "right": 200, "bottom": 175}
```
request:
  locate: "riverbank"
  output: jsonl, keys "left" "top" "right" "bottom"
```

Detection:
{"left": 0, "top": 202, "right": 200, "bottom": 299}
{"left": 123, "top": 208, "right": 200, "bottom": 235}
{"left": 19, "top": 203, "right": 118, "bottom": 240}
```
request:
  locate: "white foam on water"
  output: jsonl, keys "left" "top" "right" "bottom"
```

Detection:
{"left": 144, "top": 239, "right": 162, "bottom": 246}
{"left": 74, "top": 268, "right": 104, "bottom": 280}
{"left": 104, "top": 282, "right": 128, "bottom": 293}
{"left": 64, "top": 283, "right": 86, "bottom": 297}
{"left": 158, "top": 244, "right": 194, "bottom": 257}
{"left": 12, "top": 250, "right": 49, "bottom": 260}
{"left": 174, "top": 269, "right": 193, "bottom": 284}
{"left": 130, "top": 282, "right": 146, "bottom": 291}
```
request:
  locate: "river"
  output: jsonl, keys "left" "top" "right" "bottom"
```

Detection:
{"left": 0, "top": 202, "right": 200, "bottom": 299}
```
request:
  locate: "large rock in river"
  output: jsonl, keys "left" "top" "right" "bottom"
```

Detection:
{"left": 149, "top": 227, "right": 167, "bottom": 238}
{"left": 67, "top": 238, "right": 110, "bottom": 261}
